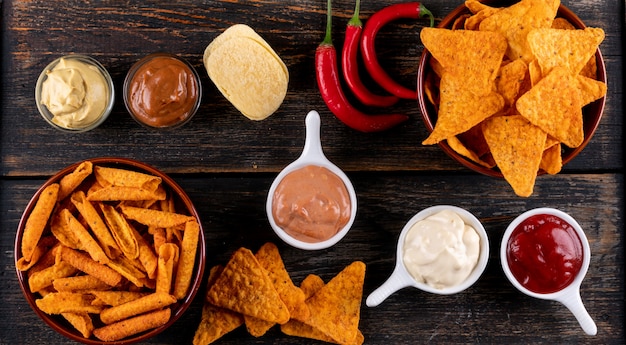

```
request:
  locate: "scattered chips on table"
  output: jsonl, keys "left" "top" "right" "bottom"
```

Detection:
{"left": 16, "top": 160, "right": 201, "bottom": 342}
{"left": 194, "top": 243, "right": 366, "bottom": 345}
{"left": 421, "top": 0, "right": 607, "bottom": 197}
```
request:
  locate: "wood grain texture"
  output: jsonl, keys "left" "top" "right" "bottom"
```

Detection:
{"left": 1, "top": 174, "right": 623, "bottom": 344}
{"left": 1, "top": 0, "right": 624, "bottom": 344}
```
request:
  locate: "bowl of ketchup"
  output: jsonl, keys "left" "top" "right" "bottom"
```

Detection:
{"left": 501, "top": 208, "right": 596, "bottom": 335}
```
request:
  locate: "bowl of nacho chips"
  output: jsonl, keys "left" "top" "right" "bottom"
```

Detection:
{"left": 417, "top": 0, "right": 607, "bottom": 197}
{"left": 14, "top": 157, "right": 206, "bottom": 344}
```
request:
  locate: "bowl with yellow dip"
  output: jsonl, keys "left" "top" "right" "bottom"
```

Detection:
{"left": 366, "top": 205, "right": 489, "bottom": 306}
{"left": 124, "top": 53, "right": 202, "bottom": 129}
{"left": 35, "top": 55, "right": 115, "bottom": 132}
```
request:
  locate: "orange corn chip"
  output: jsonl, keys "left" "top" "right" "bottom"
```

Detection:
{"left": 94, "top": 165, "right": 162, "bottom": 192}
{"left": 21, "top": 183, "right": 59, "bottom": 262}
{"left": 423, "top": 73, "right": 505, "bottom": 145}
{"left": 302, "top": 261, "right": 366, "bottom": 345}
{"left": 119, "top": 205, "right": 195, "bottom": 229}
{"left": 58, "top": 161, "right": 93, "bottom": 201}
{"left": 575, "top": 75, "right": 607, "bottom": 106}
{"left": 420, "top": 28, "right": 507, "bottom": 97}
{"left": 100, "top": 292, "right": 176, "bottom": 325}
{"left": 28, "top": 260, "right": 78, "bottom": 293}
{"left": 173, "top": 220, "right": 200, "bottom": 299}
{"left": 61, "top": 312, "right": 94, "bottom": 338}
{"left": 52, "top": 274, "right": 111, "bottom": 292}
{"left": 482, "top": 115, "right": 547, "bottom": 197}
{"left": 540, "top": 142, "right": 563, "bottom": 175}
{"left": 478, "top": 0, "right": 560, "bottom": 62}
{"left": 496, "top": 59, "right": 528, "bottom": 107}
{"left": 156, "top": 243, "right": 179, "bottom": 294}
{"left": 71, "top": 191, "right": 120, "bottom": 259}
{"left": 93, "top": 308, "right": 171, "bottom": 342}
{"left": 99, "top": 204, "right": 140, "bottom": 260}
{"left": 300, "top": 274, "right": 325, "bottom": 300}
{"left": 58, "top": 246, "right": 123, "bottom": 287}
{"left": 447, "top": 136, "right": 495, "bottom": 169}
{"left": 193, "top": 266, "right": 244, "bottom": 345}
{"left": 527, "top": 27, "right": 605, "bottom": 76}
{"left": 516, "top": 67, "right": 583, "bottom": 148}
{"left": 60, "top": 208, "right": 109, "bottom": 264}
{"left": 90, "top": 291, "right": 150, "bottom": 307}
{"left": 87, "top": 186, "right": 167, "bottom": 201}
{"left": 206, "top": 247, "right": 289, "bottom": 324}
{"left": 35, "top": 292, "right": 103, "bottom": 315}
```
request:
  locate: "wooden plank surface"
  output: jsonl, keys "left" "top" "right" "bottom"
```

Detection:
{"left": 1, "top": 0, "right": 624, "bottom": 344}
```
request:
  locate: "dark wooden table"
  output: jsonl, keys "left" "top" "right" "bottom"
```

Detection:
{"left": 1, "top": 0, "right": 623, "bottom": 344}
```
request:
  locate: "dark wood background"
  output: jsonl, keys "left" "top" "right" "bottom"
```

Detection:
{"left": 1, "top": 0, "right": 623, "bottom": 344}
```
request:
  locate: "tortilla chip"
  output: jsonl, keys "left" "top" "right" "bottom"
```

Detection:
{"left": 575, "top": 75, "right": 607, "bottom": 106}
{"left": 303, "top": 261, "right": 365, "bottom": 345}
{"left": 58, "top": 161, "right": 93, "bottom": 201}
{"left": 479, "top": 0, "right": 560, "bottom": 62}
{"left": 206, "top": 247, "right": 290, "bottom": 324}
{"left": 447, "top": 136, "right": 495, "bottom": 169}
{"left": 527, "top": 27, "right": 605, "bottom": 76}
{"left": 516, "top": 67, "right": 584, "bottom": 148}
{"left": 300, "top": 274, "right": 326, "bottom": 300}
{"left": 482, "top": 115, "right": 547, "bottom": 197}
{"left": 35, "top": 292, "right": 103, "bottom": 315}
{"left": 496, "top": 59, "right": 529, "bottom": 107}
{"left": 94, "top": 166, "right": 162, "bottom": 192}
{"left": 193, "top": 266, "right": 244, "bottom": 345}
{"left": 423, "top": 73, "right": 505, "bottom": 145}
{"left": 21, "top": 183, "right": 59, "bottom": 262}
{"left": 540, "top": 142, "right": 563, "bottom": 174}
{"left": 119, "top": 205, "right": 195, "bottom": 229}
{"left": 420, "top": 28, "right": 507, "bottom": 96}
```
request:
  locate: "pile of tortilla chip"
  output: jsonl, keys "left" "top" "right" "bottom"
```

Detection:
{"left": 420, "top": 0, "right": 607, "bottom": 197}
{"left": 193, "top": 243, "right": 366, "bottom": 345}
{"left": 16, "top": 160, "right": 202, "bottom": 342}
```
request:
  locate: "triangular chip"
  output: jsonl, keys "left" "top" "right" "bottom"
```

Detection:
{"left": 527, "top": 27, "right": 605, "bottom": 76}
{"left": 447, "top": 136, "right": 495, "bottom": 169}
{"left": 302, "top": 261, "right": 365, "bottom": 345}
{"left": 420, "top": 28, "right": 507, "bottom": 96}
{"left": 423, "top": 73, "right": 505, "bottom": 145}
{"left": 193, "top": 266, "right": 244, "bottom": 345}
{"left": 575, "top": 75, "right": 607, "bottom": 106}
{"left": 244, "top": 243, "right": 309, "bottom": 337}
{"left": 516, "top": 67, "right": 584, "bottom": 148}
{"left": 479, "top": 0, "right": 560, "bottom": 62}
{"left": 540, "top": 142, "right": 562, "bottom": 175}
{"left": 495, "top": 59, "right": 529, "bottom": 107}
{"left": 206, "top": 247, "right": 289, "bottom": 324}
{"left": 482, "top": 115, "right": 547, "bottom": 197}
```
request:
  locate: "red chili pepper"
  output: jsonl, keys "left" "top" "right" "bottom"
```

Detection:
{"left": 361, "top": 2, "right": 435, "bottom": 100}
{"left": 316, "top": 0, "right": 408, "bottom": 133}
{"left": 342, "top": 0, "right": 399, "bottom": 108}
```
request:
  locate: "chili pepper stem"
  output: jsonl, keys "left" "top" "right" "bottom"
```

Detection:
{"left": 420, "top": 4, "right": 435, "bottom": 28}
{"left": 322, "top": 0, "right": 333, "bottom": 45}
{"left": 348, "top": 0, "right": 362, "bottom": 27}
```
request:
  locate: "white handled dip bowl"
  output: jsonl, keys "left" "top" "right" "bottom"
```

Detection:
{"left": 367, "top": 205, "right": 489, "bottom": 307}
{"left": 266, "top": 110, "right": 357, "bottom": 250}
{"left": 501, "top": 207, "right": 596, "bottom": 336}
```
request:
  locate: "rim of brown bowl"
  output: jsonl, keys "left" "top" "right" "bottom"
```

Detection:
{"left": 14, "top": 157, "right": 206, "bottom": 345}
{"left": 417, "top": 1, "right": 607, "bottom": 178}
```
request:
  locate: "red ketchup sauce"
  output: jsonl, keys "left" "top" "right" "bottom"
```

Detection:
{"left": 506, "top": 214, "right": 584, "bottom": 294}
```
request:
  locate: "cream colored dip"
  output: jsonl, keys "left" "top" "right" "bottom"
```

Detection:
{"left": 402, "top": 209, "right": 480, "bottom": 290}
{"left": 40, "top": 58, "right": 109, "bottom": 129}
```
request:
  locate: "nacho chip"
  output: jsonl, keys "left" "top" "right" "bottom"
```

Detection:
{"left": 245, "top": 243, "right": 310, "bottom": 337}
{"left": 479, "top": 0, "right": 560, "bottom": 62}
{"left": 575, "top": 75, "right": 607, "bottom": 106}
{"left": 300, "top": 274, "right": 326, "bottom": 300}
{"left": 303, "top": 261, "right": 366, "bottom": 345}
{"left": 527, "top": 27, "right": 605, "bottom": 76}
{"left": 423, "top": 73, "right": 505, "bottom": 145}
{"left": 482, "top": 115, "right": 547, "bottom": 197}
{"left": 447, "top": 136, "right": 495, "bottom": 169}
{"left": 540, "top": 142, "right": 563, "bottom": 174}
{"left": 206, "top": 247, "right": 289, "bottom": 324}
{"left": 193, "top": 266, "right": 244, "bottom": 345}
{"left": 420, "top": 28, "right": 507, "bottom": 96}
{"left": 516, "top": 67, "right": 584, "bottom": 148}
{"left": 495, "top": 59, "right": 529, "bottom": 106}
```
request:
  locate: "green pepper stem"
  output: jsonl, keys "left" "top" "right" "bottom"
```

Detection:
{"left": 323, "top": 0, "right": 333, "bottom": 45}
{"left": 419, "top": 4, "right": 435, "bottom": 28}
{"left": 348, "top": 0, "right": 362, "bottom": 27}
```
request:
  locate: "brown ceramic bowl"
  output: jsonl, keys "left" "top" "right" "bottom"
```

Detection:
{"left": 417, "top": 1, "right": 607, "bottom": 178}
{"left": 14, "top": 157, "right": 206, "bottom": 344}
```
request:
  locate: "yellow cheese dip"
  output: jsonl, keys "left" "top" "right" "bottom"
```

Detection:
{"left": 40, "top": 57, "right": 110, "bottom": 129}
{"left": 402, "top": 209, "right": 480, "bottom": 290}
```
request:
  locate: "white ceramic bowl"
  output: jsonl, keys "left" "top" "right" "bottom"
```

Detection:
{"left": 501, "top": 207, "right": 596, "bottom": 335}
{"left": 367, "top": 205, "right": 489, "bottom": 306}
{"left": 266, "top": 110, "right": 357, "bottom": 250}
